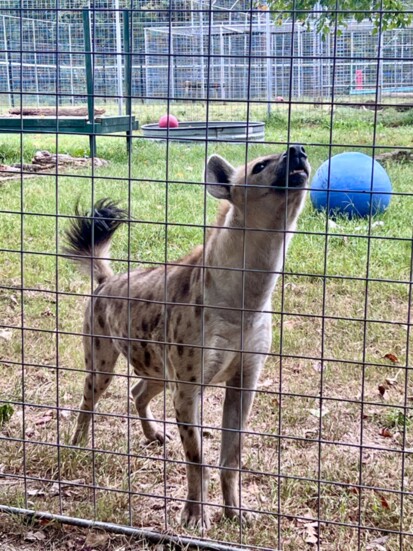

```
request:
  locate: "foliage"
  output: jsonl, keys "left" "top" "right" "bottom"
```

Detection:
{"left": 0, "top": 404, "right": 14, "bottom": 427}
{"left": 385, "top": 409, "right": 412, "bottom": 430}
{"left": 267, "top": 0, "right": 412, "bottom": 35}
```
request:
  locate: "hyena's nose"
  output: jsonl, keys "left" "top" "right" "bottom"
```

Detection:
{"left": 286, "top": 144, "right": 307, "bottom": 160}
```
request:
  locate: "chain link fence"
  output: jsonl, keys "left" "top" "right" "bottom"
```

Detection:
{"left": 1, "top": 1, "right": 413, "bottom": 110}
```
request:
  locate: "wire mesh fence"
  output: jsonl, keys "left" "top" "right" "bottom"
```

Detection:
{"left": 0, "top": 1, "right": 413, "bottom": 550}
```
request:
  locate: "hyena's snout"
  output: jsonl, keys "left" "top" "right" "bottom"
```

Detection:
{"left": 279, "top": 144, "right": 310, "bottom": 188}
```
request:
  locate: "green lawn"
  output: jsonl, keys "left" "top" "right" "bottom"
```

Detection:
{"left": 1, "top": 102, "right": 412, "bottom": 550}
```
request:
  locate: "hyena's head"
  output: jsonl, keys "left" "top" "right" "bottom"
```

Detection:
{"left": 205, "top": 145, "right": 311, "bottom": 228}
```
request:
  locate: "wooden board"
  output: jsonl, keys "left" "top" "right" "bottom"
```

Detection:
{"left": 9, "top": 107, "right": 105, "bottom": 116}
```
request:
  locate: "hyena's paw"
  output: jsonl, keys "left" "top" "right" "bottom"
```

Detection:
{"left": 71, "top": 417, "right": 91, "bottom": 446}
{"left": 223, "top": 507, "right": 257, "bottom": 525}
{"left": 142, "top": 423, "right": 172, "bottom": 446}
{"left": 181, "top": 502, "right": 210, "bottom": 529}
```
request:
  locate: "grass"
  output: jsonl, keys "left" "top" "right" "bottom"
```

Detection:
{"left": 0, "top": 101, "right": 413, "bottom": 550}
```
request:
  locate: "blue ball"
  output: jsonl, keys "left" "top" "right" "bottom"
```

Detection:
{"left": 310, "top": 152, "right": 392, "bottom": 218}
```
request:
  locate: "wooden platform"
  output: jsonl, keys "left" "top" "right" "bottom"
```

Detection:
{"left": 0, "top": 115, "right": 138, "bottom": 133}
{"left": 0, "top": 115, "right": 139, "bottom": 156}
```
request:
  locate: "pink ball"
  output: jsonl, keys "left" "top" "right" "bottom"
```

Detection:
{"left": 158, "top": 114, "right": 179, "bottom": 128}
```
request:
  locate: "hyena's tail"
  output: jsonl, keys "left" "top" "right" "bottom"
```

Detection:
{"left": 63, "top": 198, "right": 127, "bottom": 284}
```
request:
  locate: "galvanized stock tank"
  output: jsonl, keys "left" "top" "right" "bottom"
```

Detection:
{"left": 141, "top": 121, "right": 265, "bottom": 142}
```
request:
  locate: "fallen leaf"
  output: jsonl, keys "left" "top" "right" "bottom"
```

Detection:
{"left": 366, "top": 535, "right": 389, "bottom": 550}
{"left": 249, "top": 482, "right": 269, "bottom": 503}
{"left": 0, "top": 329, "right": 12, "bottom": 341}
{"left": 386, "top": 369, "right": 401, "bottom": 387}
{"left": 303, "top": 520, "right": 319, "bottom": 545}
{"left": 285, "top": 282, "right": 298, "bottom": 291}
{"left": 85, "top": 531, "right": 109, "bottom": 547}
{"left": 366, "top": 543, "right": 387, "bottom": 551}
{"left": 304, "top": 521, "right": 319, "bottom": 528}
{"left": 376, "top": 492, "right": 390, "bottom": 509}
{"left": 378, "top": 384, "right": 388, "bottom": 397}
{"left": 305, "top": 428, "right": 319, "bottom": 438}
{"left": 379, "top": 427, "right": 393, "bottom": 438}
{"left": 25, "top": 531, "right": 46, "bottom": 542}
{"left": 312, "top": 361, "right": 324, "bottom": 373}
{"left": 296, "top": 512, "right": 316, "bottom": 523}
{"left": 368, "top": 535, "right": 389, "bottom": 547}
{"left": 65, "top": 478, "right": 85, "bottom": 486}
{"left": 305, "top": 533, "right": 318, "bottom": 544}
{"left": 260, "top": 378, "right": 274, "bottom": 388}
{"left": 37, "top": 518, "right": 54, "bottom": 526}
{"left": 151, "top": 503, "right": 166, "bottom": 511}
{"left": 371, "top": 221, "right": 385, "bottom": 229}
{"left": 27, "top": 489, "right": 45, "bottom": 497}
{"left": 309, "top": 407, "right": 329, "bottom": 418}
{"left": 51, "top": 478, "right": 85, "bottom": 494}
{"left": 34, "top": 413, "right": 53, "bottom": 426}
{"left": 384, "top": 353, "right": 399, "bottom": 364}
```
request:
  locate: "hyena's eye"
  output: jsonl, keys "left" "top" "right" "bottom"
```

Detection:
{"left": 252, "top": 161, "right": 268, "bottom": 175}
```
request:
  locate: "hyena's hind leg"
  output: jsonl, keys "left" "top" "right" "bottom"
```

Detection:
{"left": 72, "top": 324, "right": 119, "bottom": 445}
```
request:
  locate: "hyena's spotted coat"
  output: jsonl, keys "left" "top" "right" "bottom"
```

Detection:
{"left": 65, "top": 145, "right": 310, "bottom": 528}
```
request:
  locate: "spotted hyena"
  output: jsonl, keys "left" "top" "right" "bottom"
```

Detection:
{"left": 64, "top": 145, "right": 310, "bottom": 528}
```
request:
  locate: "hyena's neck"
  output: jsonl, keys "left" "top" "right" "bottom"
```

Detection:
{"left": 204, "top": 203, "right": 300, "bottom": 312}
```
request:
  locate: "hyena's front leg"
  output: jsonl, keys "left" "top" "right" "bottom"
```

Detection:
{"left": 220, "top": 363, "right": 261, "bottom": 522}
{"left": 174, "top": 383, "right": 210, "bottom": 528}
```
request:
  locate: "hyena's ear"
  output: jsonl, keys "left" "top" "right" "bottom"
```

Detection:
{"left": 205, "top": 155, "right": 235, "bottom": 201}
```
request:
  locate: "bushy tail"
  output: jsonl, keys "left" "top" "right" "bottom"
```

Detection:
{"left": 63, "top": 198, "right": 127, "bottom": 284}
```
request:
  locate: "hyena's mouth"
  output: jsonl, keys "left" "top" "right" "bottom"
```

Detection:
{"left": 287, "top": 164, "right": 309, "bottom": 188}
{"left": 272, "top": 165, "right": 309, "bottom": 189}
{"left": 272, "top": 144, "right": 310, "bottom": 189}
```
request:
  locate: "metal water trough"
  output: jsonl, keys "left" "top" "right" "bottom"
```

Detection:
{"left": 141, "top": 121, "right": 265, "bottom": 142}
